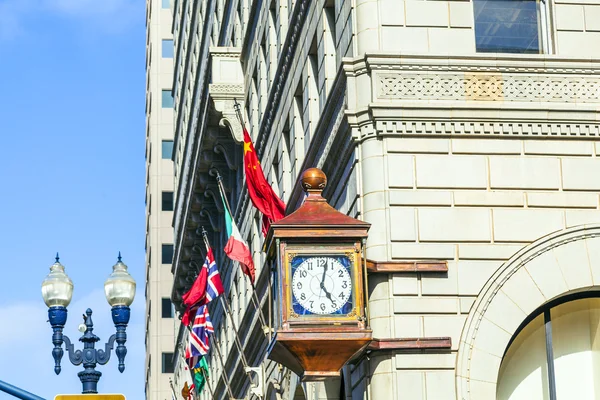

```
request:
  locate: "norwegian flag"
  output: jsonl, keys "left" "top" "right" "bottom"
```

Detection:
{"left": 204, "top": 248, "right": 225, "bottom": 303}
{"left": 185, "top": 305, "right": 214, "bottom": 359}
{"left": 181, "top": 248, "right": 224, "bottom": 326}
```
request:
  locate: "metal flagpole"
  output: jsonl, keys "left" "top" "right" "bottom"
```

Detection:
{"left": 215, "top": 172, "right": 269, "bottom": 331}
{"left": 185, "top": 325, "right": 235, "bottom": 399}
{"left": 200, "top": 227, "right": 251, "bottom": 372}
{"left": 179, "top": 343, "right": 215, "bottom": 400}
{"left": 200, "top": 362, "right": 214, "bottom": 400}
{"left": 233, "top": 99, "right": 245, "bottom": 128}
{"left": 209, "top": 334, "right": 236, "bottom": 399}
{"left": 169, "top": 378, "right": 178, "bottom": 400}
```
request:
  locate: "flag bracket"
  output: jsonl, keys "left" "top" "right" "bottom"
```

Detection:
{"left": 245, "top": 366, "right": 265, "bottom": 398}
{"left": 262, "top": 326, "right": 274, "bottom": 335}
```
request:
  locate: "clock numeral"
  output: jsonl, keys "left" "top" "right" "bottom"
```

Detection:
{"left": 339, "top": 292, "right": 345, "bottom": 298}
{"left": 300, "top": 293, "right": 306, "bottom": 301}
{"left": 318, "top": 258, "right": 326, "bottom": 267}
{"left": 342, "top": 281, "right": 348, "bottom": 289}
{"left": 320, "top": 303, "right": 326, "bottom": 311}
{"left": 338, "top": 269, "right": 344, "bottom": 278}
{"left": 307, "top": 262, "right": 313, "bottom": 271}
{"left": 331, "top": 300, "right": 337, "bottom": 308}
{"left": 300, "top": 270, "right": 307, "bottom": 278}
{"left": 309, "top": 301, "right": 314, "bottom": 308}
{"left": 297, "top": 282, "right": 302, "bottom": 289}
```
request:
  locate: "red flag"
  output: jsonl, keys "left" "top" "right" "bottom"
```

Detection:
{"left": 181, "top": 248, "right": 224, "bottom": 326}
{"left": 181, "top": 304, "right": 198, "bottom": 327}
{"left": 181, "top": 248, "right": 224, "bottom": 307}
{"left": 243, "top": 127, "right": 286, "bottom": 235}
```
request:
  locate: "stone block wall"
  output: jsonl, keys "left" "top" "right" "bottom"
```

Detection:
{"left": 354, "top": 0, "right": 600, "bottom": 58}
{"left": 350, "top": 135, "right": 600, "bottom": 398}
{"left": 344, "top": 49, "right": 600, "bottom": 398}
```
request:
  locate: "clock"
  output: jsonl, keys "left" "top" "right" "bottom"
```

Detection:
{"left": 291, "top": 255, "right": 353, "bottom": 315}
{"left": 266, "top": 168, "right": 372, "bottom": 381}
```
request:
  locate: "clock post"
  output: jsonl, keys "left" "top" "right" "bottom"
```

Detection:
{"left": 266, "top": 168, "right": 372, "bottom": 383}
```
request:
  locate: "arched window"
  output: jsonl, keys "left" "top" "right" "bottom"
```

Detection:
{"left": 497, "top": 291, "right": 600, "bottom": 400}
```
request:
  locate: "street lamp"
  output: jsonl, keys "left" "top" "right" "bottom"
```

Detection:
{"left": 41, "top": 253, "right": 136, "bottom": 394}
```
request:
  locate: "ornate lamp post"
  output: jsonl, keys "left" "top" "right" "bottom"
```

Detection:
{"left": 41, "top": 253, "right": 136, "bottom": 394}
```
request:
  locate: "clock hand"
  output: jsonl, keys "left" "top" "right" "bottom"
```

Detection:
{"left": 320, "top": 259, "right": 327, "bottom": 284}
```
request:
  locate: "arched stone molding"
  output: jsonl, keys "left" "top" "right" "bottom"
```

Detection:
{"left": 456, "top": 224, "right": 600, "bottom": 399}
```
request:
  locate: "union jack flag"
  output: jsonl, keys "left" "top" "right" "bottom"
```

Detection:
{"left": 181, "top": 247, "right": 224, "bottom": 326}
{"left": 185, "top": 305, "right": 214, "bottom": 359}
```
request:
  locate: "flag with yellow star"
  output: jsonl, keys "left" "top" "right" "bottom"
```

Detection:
{"left": 243, "top": 127, "right": 286, "bottom": 235}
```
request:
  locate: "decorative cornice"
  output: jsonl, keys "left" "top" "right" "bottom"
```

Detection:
{"left": 375, "top": 119, "right": 600, "bottom": 138}
{"left": 344, "top": 54, "right": 600, "bottom": 75}
{"left": 344, "top": 54, "right": 600, "bottom": 142}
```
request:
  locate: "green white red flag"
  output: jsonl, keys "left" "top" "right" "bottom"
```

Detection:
{"left": 221, "top": 192, "right": 256, "bottom": 283}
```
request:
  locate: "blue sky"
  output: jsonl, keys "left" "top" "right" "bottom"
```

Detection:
{"left": 0, "top": 0, "right": 146, "bottom": 398}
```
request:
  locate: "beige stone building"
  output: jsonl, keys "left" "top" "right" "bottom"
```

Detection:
{"left": 145, "top": 0, "right": 177, "bottom": 399}
{"left": 165, "top": 0, "right": 600, "bottom": 399}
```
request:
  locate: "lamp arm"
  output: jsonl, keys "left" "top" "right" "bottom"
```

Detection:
{"left": 62, "top": 335, "right": 83, "bottom": 365}
{"left": 96, "top": 334, "right": 116, "bottom": 365}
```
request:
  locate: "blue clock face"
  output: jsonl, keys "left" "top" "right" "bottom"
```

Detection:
{"left": 290, "top": 255, "right": 353, "bottom": 316}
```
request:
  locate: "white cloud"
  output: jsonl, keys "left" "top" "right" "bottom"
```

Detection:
{"left": 0, "top": 0, "right": 143, "bottom": 40}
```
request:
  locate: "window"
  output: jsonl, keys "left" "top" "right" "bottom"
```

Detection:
{"left": 161, "top": 140, "right": 173, "bottom": 159}
{"left": 161, "top": 352, "right": 174, "bottom": 373}
{"left": 497, "top": 292, "right": 600, "bottom": 400}
{"left": 162, "top": 191, "right": 173, "bottom": 211}
{"left": 162, "top": 90, "right": 174, "bottom": 108}
{"left": 473, "top": 0, "right": 543, "bottom": 54}
{"left": 162, "top": 0, "right": 170, "bottom": 9}
{"left": 161, "top": 298, "right": 174, "bottom": 318}
{"left": 162, "top": 39, "right": 174, "bottom": 58}
{"left": 162, "top": 244, "right": 173, "bottom": 264}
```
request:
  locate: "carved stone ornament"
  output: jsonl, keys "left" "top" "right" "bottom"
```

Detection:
{"left": 378, "top": 73, "right": 600, "bottom": 103}
{"left": 211, "top": 97, "right": 245, "bottom": 144}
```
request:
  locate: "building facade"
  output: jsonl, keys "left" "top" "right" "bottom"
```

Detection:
{"left": 145, "top": 0, "right": 177, "bottom": 399}
{"left": 167, "top": 0, "right": 600, "bottom": 399}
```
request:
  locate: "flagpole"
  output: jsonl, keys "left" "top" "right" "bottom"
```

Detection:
{"left": 215, "top": 172, "right": 269, "bottom": 332}
{"left": 169, "top": 378, "right": 178, "bottom": 400}
{"left": 200, "top": 227, "right": 251, "bottom": 373}
{"left": 233, "top": 98, "right": 244, "bottom": 126}
{"left": 209, "top": 334, "right": 236, "bottom": 399}
{"left": 185, "top": 325, "right": 235, "bottom": 400}
{"left": 200, "top": 363, "right": 214, "bottom": 400}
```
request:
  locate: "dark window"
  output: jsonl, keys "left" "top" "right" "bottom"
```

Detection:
{"left": 161, "top": 352, "right": 174, "bottom": 373}
{"left": 161, "top": 140, "right": 173, "bottom": 159}
{"left": 162, "top": 192, "right": 173, "bottom": 211}
{"left": 162, "top": 244, "right": 173, "bottom": 264}
{"left": 161, "top": 298, "right": 174, "bottom": 318}
{"left": 473, "top": 0, "right": 541, "bottom": 54}
{"left": 162, "top": 90, "right": 174, "bottom": 108}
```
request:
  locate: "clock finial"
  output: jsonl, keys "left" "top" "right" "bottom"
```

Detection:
{"left": 301, "top": 168, "right": 327, "bottom": 193}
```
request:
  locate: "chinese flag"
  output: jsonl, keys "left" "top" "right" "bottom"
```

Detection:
{"left": 243, "top": 127, "right": 286, "bottom": 235}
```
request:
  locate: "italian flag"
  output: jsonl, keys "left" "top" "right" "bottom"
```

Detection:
{"left": 222, "top": 197, "right": 256, "bottom": 283}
